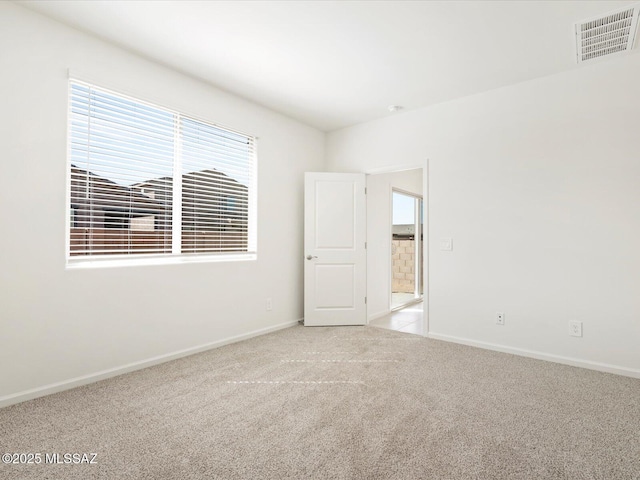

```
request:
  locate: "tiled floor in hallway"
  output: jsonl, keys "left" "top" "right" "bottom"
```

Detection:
{"left": 369, "top": 302, "right": 424, "bottom": 335}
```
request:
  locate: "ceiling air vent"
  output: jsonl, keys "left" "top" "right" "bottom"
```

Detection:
{"left": 575, "top": 5, "right": 640, "bottom": 63}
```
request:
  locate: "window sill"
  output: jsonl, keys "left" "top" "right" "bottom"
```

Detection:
{"left": 66, "top": 253, "right": 257, "bottom": 270}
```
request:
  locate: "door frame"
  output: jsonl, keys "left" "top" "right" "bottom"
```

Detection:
{"left": 390, "top": 187, "right": 424, "bottom": 311}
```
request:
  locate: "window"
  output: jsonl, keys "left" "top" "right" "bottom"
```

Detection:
{"left": 68, "top": 80, "right": 256, "bottom": 263}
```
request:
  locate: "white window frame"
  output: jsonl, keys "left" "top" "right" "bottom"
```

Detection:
{"left": 66, "top": 79, "right": 258, "bottom": 269}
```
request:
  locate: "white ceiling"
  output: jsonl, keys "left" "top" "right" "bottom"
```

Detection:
{"left": 19, "top": 0, "right": 638, "bottom": 131}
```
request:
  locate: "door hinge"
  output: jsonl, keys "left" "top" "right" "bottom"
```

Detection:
{"left": 364, "top": 187, "right": 367, "bottom": 194}
{"left": 365, "top": 297, "right": 367, "bottom": 304}
{"left": 364, "top": 241, "right": 367, "bottom": 249}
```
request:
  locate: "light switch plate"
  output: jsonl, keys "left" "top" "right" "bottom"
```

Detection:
{"left": 440, "top": 237, "right": 453, "bottom": 251}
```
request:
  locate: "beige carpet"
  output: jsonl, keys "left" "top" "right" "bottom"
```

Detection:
{"left": 1, "top": 325, "right": 639, "bottom": 479}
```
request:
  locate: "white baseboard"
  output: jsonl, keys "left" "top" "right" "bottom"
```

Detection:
{"left": 0, "top": 319, "right": 301, "bottom": 409}
{"left": 426, "top": 332, "right": 640, "bottom": 379}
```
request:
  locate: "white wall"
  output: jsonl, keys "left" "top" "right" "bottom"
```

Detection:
{"left": 328, "top": 53, "right": 640, "bottom": 377}
{"left": 366, "top": 169, "right": 422, "bottom": 321}
{"left": 0, "top": 3, "right": 324, "bottom": 404}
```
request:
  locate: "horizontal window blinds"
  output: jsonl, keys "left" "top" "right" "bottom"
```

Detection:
{"left": 69, "top": 81, "right": 255, "bottom": 259}
{"left": 180, "top": 118, "right": 254, "bottom": 253}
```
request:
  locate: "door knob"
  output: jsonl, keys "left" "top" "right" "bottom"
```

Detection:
{"left": 306, "top": 255, "right": 318, "bottom": 260}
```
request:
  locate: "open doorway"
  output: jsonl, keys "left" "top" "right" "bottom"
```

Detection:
{"left": 391, "top": 190, "right": 423, "bottom": 310}
{"left": 364, "top": 167, "right": 425, "bottom": 335}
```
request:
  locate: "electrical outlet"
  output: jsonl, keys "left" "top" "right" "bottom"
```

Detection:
{"left": 496, "top": 312, "right": 505, "bottom": 325}
{"left": 569, "top": 321, "right": 582, "bottom": 337}
{"left": 266, "top": 298, "right": 273, "bottom": 311}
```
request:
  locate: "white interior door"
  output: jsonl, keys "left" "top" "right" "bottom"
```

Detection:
{"left": 304, "top": 172, "right": 366, "bottom": 326}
